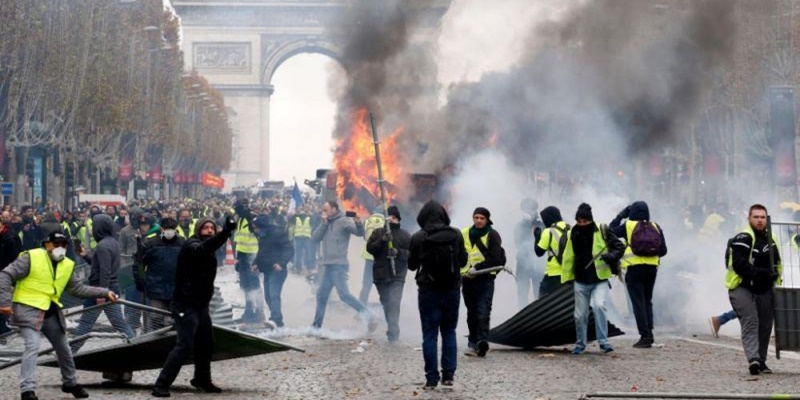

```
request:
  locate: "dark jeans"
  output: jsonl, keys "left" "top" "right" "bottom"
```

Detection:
{"left": 539, "top": 275, "right": 562, "bottom": 298}
{"left": 125, "top": 285, "right": 144, "bottom": 331}
{"left": 312, "top": 264, "right": 367, "bottom": 328}
{"left": 0, "top": 313, "right": 9, "bottom": 335}
{"left": 294, "top": 237, "right": 315, "bottom": 270}
{"left": 155, "top": 304, "right": 214, "bottom": 389}
{"left": 625, "top": 265, "right": 658, "bottom": 342}
{"left": 72, "top": 285, "right": 134, "bottom": 353}
{"left": 236, "top": 251, "right": 263, "bottom": 323}
{"left": 359, "top": 259, "right": 374, "bottom": 304}
{"left": 462, "top": 278, "right": 495, "bottom": 348}
{"left": 263, "top": 267, "right": 288, "bottom": 327}
{"left": 375, "top": 280, "right": 404, "bottom": 341}
{"left": 418, "top": 287, "right": 460, "bottom": 384}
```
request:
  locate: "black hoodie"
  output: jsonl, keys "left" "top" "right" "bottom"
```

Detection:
{"left": 89, "top": 214, "right": 120, "bottom": 288}
{"left": 172, "top": 218, "right": 233, "bottom": 306}
{"left": 408, "top": 201, "right": 468, "bottom": 291}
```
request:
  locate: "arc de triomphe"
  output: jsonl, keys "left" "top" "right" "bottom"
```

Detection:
{"left": 173, "top": 0, "right": 448, "bottom": 189}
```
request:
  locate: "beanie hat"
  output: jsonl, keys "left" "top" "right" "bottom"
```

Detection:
{"left": 473, "top": 207, "right": 493, "bottom": 225}
{"left": 387, "top": 205, "right": 401, "bottom": 221}
{"left": 575, "top": 203, "right": 593, "bottom": 221}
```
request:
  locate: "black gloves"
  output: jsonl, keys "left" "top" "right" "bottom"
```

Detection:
{"left": 533, "top": 227, "right": 542, "bottom": 242}
{"left": 617, "top": 205, "right": 631, "bottom": 220}
{"left": 223, "top": 216, "right": 237, "bottom": 233}
{"left": 600, "top": 253, "right": 617, "bottom": 265}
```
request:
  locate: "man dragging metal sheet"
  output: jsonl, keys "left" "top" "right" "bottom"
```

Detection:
{"left": 0, "top": 232, "right": 119, "bottom": 400}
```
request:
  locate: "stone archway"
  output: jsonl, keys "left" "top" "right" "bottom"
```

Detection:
{"left": 173, "top": 0, "right": 447, "bottom": 188}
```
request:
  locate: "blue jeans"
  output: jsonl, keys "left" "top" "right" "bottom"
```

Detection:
{"left": 359, "top": 259, "right": 374, "bottom": 304}
{"left": 20, "top": 314, "right": 77, "bottom": 393}
{"left": 574, "top": 281, "right": 610, "bottom": 350}
{"left": 719, "top": 309, "right": 737, "bottom": 325}
{"left": 294, "top": 237, "right": 315, "bottom": 271}
{"left": 263, "top": 267, "right": 288, "bottom": 327}
{"left": 236, "top": 251, "right": 263, "bottom": 323}
{"left": 72, "top": 285, "right": 135, "bottom": 353}
{"left": 124, "top": 285, "right": 144, "bottom": 331}
{"left": 312, "top": 264, "right": 367, "bottom": 328}
{"left": 418, "top": 287, "right": 460, "bottom": 384}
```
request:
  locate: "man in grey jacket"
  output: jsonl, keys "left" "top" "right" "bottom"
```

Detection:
{"left": 0, "top": 232, "right": 118, "bottom": 400}
{"left": 71, "top": 214, "right": 134, "bottom": 353}
{"left": 311, "top": 201, "right": 376, "bottom": 331}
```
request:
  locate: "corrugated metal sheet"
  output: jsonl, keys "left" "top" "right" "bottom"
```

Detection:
{"left": 774, "top": 287, "right": 800, "bottom": 358}
{"left": 42, "top": 325, "right": 300, "bottom": 372}
{"left": 488, "top": 283, "right": 624, "bottom": 348}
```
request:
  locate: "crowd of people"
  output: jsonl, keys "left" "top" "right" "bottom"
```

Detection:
{"left": 0, "top": 192, "right": 787, "bottom": 398}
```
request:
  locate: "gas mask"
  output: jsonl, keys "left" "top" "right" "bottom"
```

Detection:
{"left": 162, "top": 229, "right": 177, "bottom": 240}
{"left": 50, "top": 247, "right": 67, "bottom": 262}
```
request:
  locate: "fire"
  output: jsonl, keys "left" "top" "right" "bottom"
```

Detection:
{"left": 334, "top": 108, "right": 406, "bottom": 216}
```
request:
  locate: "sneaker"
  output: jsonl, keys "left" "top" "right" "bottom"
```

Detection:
{"left": 423, "top": 380, "right": 437, "bottom": 390}
{"left": 264, "top": 320, "right": 277, "bottom": 330}
{"left": 464, "top": 347, "right": 478, "bottom": 357}
{"left": 476, "top": 340, "right": 489, "bottom": 357}
{"left": 572, "top": 346, "right": 585, "bottom": 355}
{"left": 760, "top": 362, "right": 773, "bottom": 374}
{"left": 749, "top": 360, "right": 761, "bottom": 375}
{"left": 709, "top": 316, "right": 721, "bottom": 338}
{"left": 21, "top": 391, "right": 38, "bottom": 400}
{"left": 600, "top": 344, "right": 614, "bottom": 353}
{"left": 151, "top": 386, "right": 171, "bottom": 397}
{"left": 633, "top": 340, "right": 652, "bottom": 349}
{"left": 190, "top": 379, "right": 223, "bottom": 393}
{"left": 367, "top": 318, "right": 378, "bottom": 333}
{"left": 61, "top": 384, "right": 89, "bottom": 399}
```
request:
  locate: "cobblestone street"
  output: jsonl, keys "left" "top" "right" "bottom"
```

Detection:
{"left": 1, "top": 267, "right": 798, "bottom": 400}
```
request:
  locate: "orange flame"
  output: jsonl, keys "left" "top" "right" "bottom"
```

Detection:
{"left": 334, "top": 108, "right": 406, "bottom": 216}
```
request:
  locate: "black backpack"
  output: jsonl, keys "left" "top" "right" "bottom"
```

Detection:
{"left": 629, "top": 221, "right": 663, "bottom": 256}
{"left": 420, "top": 231, "right": 460, "bottom": 286}
{"left": 552, "top": 224, "right": 571, "bottom": 265}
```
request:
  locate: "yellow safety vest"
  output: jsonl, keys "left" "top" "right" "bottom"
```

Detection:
{"left": 621, "top": 220, "right": 661, "bottom": 268}
{"left": 86, "top": 218, "right": 96, "bottom": 249}
{"left": 13, "top": 248, "right": 75, "bottom": 311}
{"left": 294, "top": 216, "right": 312, "bottom": 238}
{"left": 460, "top": 228, "right": 492, "bottom": 276}
{"left": 177, "top": 220, "right": 196, "bottom": 239}
{"left": 725, "top": 226, "right": 783, "bottom": 290}
{"left": 362, "top": 214, "right": 385, "bottom": 260}
{"left": 235, "top": 218, "right": 258, "bottom": 254}
{"left": 537, "top": 221, "right": 569, "bottom": 277}
{"left": 560, "top": 226, "right": 613, "bottom": 284}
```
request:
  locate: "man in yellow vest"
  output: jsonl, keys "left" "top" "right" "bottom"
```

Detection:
{"left": 359, "top": 207, "right": 385, "bottom": 304}
{"left": 0, "top": 232, "right": 119, "bottom": 400}
{"left": 561, "top": 203, "right": 624, "bottom": 355}
{"left": 176, "top": 209, "right": 196, "bottom": 239}
{"left": 726, "top": 204, "right": 782, "bottom": 375}
{"left": 609, "top": 201, "right": 667, "bottom": 349}
{"left": 233, "top": 199, "right": 262, "bottom": 324}
{"left": 534, "top": 206, "right": 569, "bottom": 298}
{"left": 290, "top": 206, "right": 315, "bottom": 274}
{"left": 461, "top": 207, "right": 506, "bottom": 357}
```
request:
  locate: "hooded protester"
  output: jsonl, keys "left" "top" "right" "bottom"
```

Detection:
{"left": 71, "top": 214, "right": 135, "bottom": 354}
{"left": 408, "top": 201, "right": 468, "bottom": 390}
{"left": 561, "top": 203, "right": 625, "bottom": 355}
{"left": 135, "top": 217, "right": 185, "bottom": 332}
{"left": 460, "top": 207, "right": 506, "bottom": 357}
{"left": 514, "top": 198, "right": 545, "bottom": 308}
{"left": 233, "top": 199, "right": 262, "bottom": 324}
{"left": 310, "top": 201, "right": 376, "bottom": 331}
{"left": 152, "top": 217, "right": 237, "bottom": 397}
{"left": 610, "top": 201, "right": 668, "bottom": 348}
{"left": 359, "top": 207, "right": 386, "bottom": 304}
{"left": 252, "top": 214, "right": 294, "bottom": 328}
{"left": 0, "top": 232, "right": 118, "bottom": 400}
{"left": 534, "top": 206, "right": 570, "bottom": 297}
{"left": 366, "top": 205, "right": 411, "bottom": 342}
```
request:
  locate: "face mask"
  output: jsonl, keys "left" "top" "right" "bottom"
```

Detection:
{"left": 180, "top": 218, "right": 191, "bottom": 226}
{"left": 389, "top": 222, "right": 400, "bottom": 230}
{"left": 50, "top": 247, "right": 67, "bottom": 261}
{"left": 163, "top": 229, "right": 177, "bottom": 240}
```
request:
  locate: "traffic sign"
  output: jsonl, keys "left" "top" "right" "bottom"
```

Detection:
{"left": 1, "top": 182, "right": 14, "bottom": 196}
